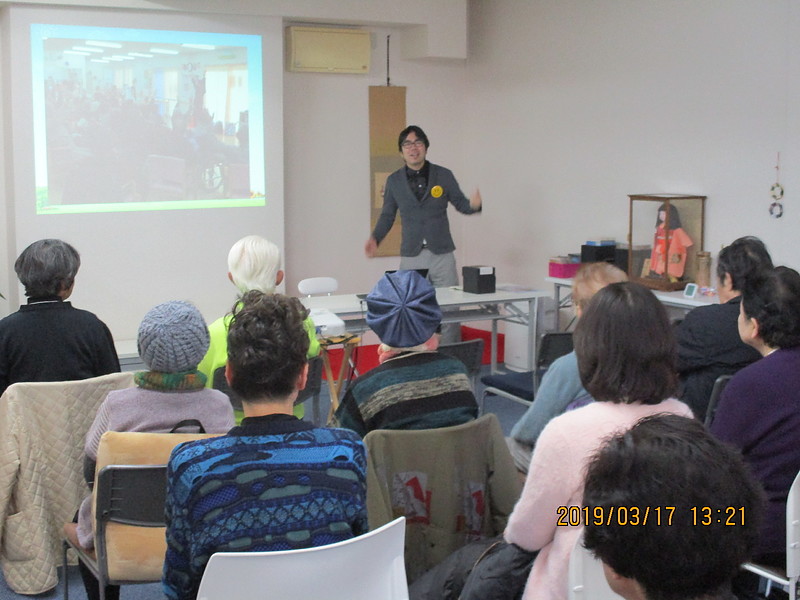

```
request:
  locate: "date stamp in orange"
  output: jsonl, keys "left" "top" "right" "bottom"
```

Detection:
{"left": 556, "top": 506, "right": 747, "bottom": 527}
{"left": 556, "top": 505, "right": 675, "bottom": 527}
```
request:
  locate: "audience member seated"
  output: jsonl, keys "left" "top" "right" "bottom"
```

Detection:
{"left": 197, "top": 234, "right": 320, "bottom": 421}
{"left": 330, "top": 270, "right": 478, "bottom": 437}
{"left": 504, "top": 282, "right": 692, "bottom": 600}
{"left": 163, "top": 292, "right": 367, "bottom": 600}
{"left": 507, "top": 262, "right": 627, "bottom": 473}
{"left": 710, "top": 266, "right": 800, "bottom": 570}
{"left": 0, "top": 238, "right": 119, "bottom": 396}
{"left": 675, "top": 235, "right": 772, "bottom": 421}
{"left": 75, "top": 300, "right": 235, "bottom": 600}
{"left": 408, "top": 283, "right": 692, "bottom": 600}
{"left": 583, "top": 414, "right": 764, "bottom": 600}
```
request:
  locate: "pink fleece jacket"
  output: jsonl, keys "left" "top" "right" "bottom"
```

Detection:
{"left": 504, "top": 398, "right": 693, "bottom": 600}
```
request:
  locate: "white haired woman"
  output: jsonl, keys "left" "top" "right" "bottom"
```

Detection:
{"left": 196, "top": 235, "right": 320, "bottom": 421}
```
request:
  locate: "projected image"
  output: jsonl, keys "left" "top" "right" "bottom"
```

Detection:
{"left": 31, "top": 24, "right": 265, "bottom": 214}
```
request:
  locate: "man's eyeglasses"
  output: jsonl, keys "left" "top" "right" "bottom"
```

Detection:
{"left": 401, "top": 140, "right": 426, "bottom": 149}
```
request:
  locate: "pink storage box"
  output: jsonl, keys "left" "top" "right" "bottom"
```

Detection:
{"left": 548, "top": 262, "right": 581, "bottom": 279}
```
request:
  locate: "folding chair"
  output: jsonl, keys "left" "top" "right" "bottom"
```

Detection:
{"left": 740, "top": 468, "right": 800, "bottom": 599}
{"left": 213, "top": 356, "right": 324, "bottom": 419}
{"left": 703, "top": 373, "right": 733, "bottom": 428}
{"left": 62, "top": 431, "right": 222, "bottom": 600}
{"left": 364, "top": 414, "right": 521, "bottom": 582}
{"left": 297, "top": 277, "right": 360, "bottom": 420}
{"left": 438, "top": 338, "right": 485, "bottom": 390}
{"left": 196, "top": 517, "right": 408, "bottom": 600}
{"left": 480, "top": 332, "right": 573, "bottom": 413}
{"left": 62, "top": 465, "right": 167, "bottom": 600}
{"left": 567, "top": 532, "right": 623, "bottom": 599}
{"left": 0, "top": 372, "right": 134, "bottom": 595}
{"left": 298, "top": 277, "right": 339, "bottom": 296}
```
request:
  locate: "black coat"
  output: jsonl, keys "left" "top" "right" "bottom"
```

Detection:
{"left": 410, "top": 537, "right": 537, "bottom": 600}
{"left": 675, "top": 296, "right": 760, "bottom": 421}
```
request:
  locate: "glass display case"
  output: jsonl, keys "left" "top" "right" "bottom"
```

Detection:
{"left": 628, "top": 194, "right": 706, "bottom": 291}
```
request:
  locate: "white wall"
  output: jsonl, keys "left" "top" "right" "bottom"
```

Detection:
{"left": 0, "top": 9, "right": 9, "bottom": 306}
{"left": 463, "top": 0, "right": 800, "bottom": 288}
{"left": 286, "top": 0, "right": 800, "bottom": 298}
{"left": 283, "top": 28, "right": 469, "bottom": 295}
{"left": 2, "top": 0, "right": 799, "bottom": 340}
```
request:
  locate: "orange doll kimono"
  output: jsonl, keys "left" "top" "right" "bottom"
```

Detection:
{"left": 650, "top": 204, "right": 693, "bottom": 279}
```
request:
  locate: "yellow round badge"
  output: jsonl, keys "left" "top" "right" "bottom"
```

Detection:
{"left": 431, "top": 185, "right": 443, "bottom": 198}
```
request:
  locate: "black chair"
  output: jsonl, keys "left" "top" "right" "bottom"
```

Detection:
{"left": 298, "top": 356, "right": 325, "bottom": 424}
{"left": 480, "top": 332, "right": 573, "bottom": 413}
{"left": 535, "top": 333, "right": 574, "bottom": 386}
{"left": 62, "top": 465, "right": 168, "bottom": 600}
{"left": 703, "top": 373, "right": 733, "bottom": 428}
{"left": 213, "top": 366, "right": 243, "bottom": 411}
{"left": 213, "top": 356, "right": 324, "bottom": 421}
{"left": 438, "top": 338, "right": 485, "bottom": 391}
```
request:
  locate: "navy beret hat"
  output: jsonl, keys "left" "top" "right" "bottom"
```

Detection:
{"left": 366, "top": 271, "right": 442, "bottom": 348}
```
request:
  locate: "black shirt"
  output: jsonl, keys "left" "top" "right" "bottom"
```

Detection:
{"left": 0, "top": 298, "right": 120, "bottom": 395}
{"left": 405, "top": 161, "right": 430, "bottom": 202}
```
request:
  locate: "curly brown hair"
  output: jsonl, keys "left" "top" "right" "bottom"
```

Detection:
{"left": 226, "top": 291, "right": 310, "bottom": 402}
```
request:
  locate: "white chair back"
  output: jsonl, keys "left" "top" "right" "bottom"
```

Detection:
{"left": 787, "top": 469, "right": 800, "bottom": 586}
{"left": 298, "top": 276, "right": 339, "bottom": 296}
{"left": 196, "top": 517, "right": 408, "bottom": 600}
{"left": 742, "top": 467, "right": 800, "bottom": 597}
{"left": 567, "top": 532, "right": 623, "bottom": 600}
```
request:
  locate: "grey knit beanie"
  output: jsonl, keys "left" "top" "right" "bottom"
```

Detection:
{"left": 137, "top": 300, "right": 210, "bottom": 372}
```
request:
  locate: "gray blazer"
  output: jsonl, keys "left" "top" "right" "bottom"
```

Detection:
{"left": 372, "top": 162, "right": 479, "bottom": 257}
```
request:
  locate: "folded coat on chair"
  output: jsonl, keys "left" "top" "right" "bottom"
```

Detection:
{"left": 0, "top": 373, "right": 134, "bottom": 594}
{"left": 364, "top": 414, "right": 522, "bottom": 583}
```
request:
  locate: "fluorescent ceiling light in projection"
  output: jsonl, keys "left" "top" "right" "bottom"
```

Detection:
{"left": 31, "top": 24, "right": 265, "bottom": 214}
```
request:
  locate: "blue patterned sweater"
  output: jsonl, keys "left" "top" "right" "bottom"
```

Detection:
{"left": 162, "top": 414, "right": 367, "bottom": 600}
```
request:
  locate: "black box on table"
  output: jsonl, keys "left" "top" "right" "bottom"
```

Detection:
{"left": 462, "top": 266, "right": 496, "bottom": 294}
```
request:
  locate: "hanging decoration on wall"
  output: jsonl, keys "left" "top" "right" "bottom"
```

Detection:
{"left": 368, "top": 84, "right": 407, "bottom": 257}
{"left": 770, "top": 152, "right": 784, "bottom": 218}
{"left": 386, "top": 35, "right": 391, "bottom": 86}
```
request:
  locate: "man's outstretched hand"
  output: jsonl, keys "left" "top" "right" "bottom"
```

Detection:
{"left": 470, "top": 188, "right": 482, "bottom": 211}
{"left": 364, "top": 236, "right": 378, "bottom": 258}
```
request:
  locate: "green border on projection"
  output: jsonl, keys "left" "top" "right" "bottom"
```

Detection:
{"left": 35, "top": 196, "right": 266, "bottom": 214}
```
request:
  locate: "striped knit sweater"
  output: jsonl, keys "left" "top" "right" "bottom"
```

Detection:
{"left": 332, "top": 351, "right": 478, "bottom": 438}
{"left": 163, "top": 414, "right": 367, "bottom": 600}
